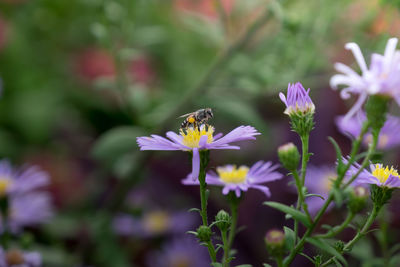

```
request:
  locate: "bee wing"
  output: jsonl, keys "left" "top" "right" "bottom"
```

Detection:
{"left": 178, "top": 112, "right": 195, "bottom": 119}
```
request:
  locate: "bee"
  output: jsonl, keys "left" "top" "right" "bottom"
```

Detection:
{"left": 179, "top": 108, "right": 213, "bottom": 129}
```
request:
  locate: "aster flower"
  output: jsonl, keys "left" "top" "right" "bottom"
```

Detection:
{"left": 0, "top": 160, "right": 49, "bottom": 197}
{"left": 137, "top": 125, "right": 260, "bottom": 180}
{"left": 303, "top": 165, "right": 337, "bottom": 215}
{"left": 348, "top": 162, "right": 400, "bottom": 188}
{"left": 279, "top": 82, "right": 315, "bottom": 116}
{"left": 0, "top": 247, "right": 41, "bottom": 267}
{"left": 336, "top": 111, "right": 400, "bottom": 150}
{"left": 113, "top": 210, "right": 196, "bottom": 237}
{"left": 6, "top": 192, "right": 53, "bottom": 233}
{"left": 330, "top": 38, "right": 400, "bottom": 120}
{"left": 182, "top": 161, "right": 283, "bottom": 197}
{"left": 146, "top": 236, "right": 209, "bottom": 267}
{"left": 0, "top": 160, "right": 53, "bottom": 233}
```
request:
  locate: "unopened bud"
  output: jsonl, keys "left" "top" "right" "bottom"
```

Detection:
{"left": 278, "top": 143, "right": 300, "bottom": 171}
{"left": 215, "top": 210, "right": 231, "bottom": 232}
{"left": 265, "top": 229, "right": 285, "bottom": 256}
{"left": 196, "top": 225, "right": 212, "bottom": 242}
{"left": 348, "top": 186, "right": 369, "bottom": 213}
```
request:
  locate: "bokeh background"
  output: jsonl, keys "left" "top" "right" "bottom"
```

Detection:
{"left": 0, "top": 0, "right": 400, "bottom": 266}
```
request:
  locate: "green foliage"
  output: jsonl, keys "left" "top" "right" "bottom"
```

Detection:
{"left": 264, "top": 201, "right": 312, "bottom": 227}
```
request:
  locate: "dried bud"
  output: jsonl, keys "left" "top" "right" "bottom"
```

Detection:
{"left": 196, "top": 225, "right": 212, "bottom": 242}
{"left": 215, "top": 210, "right": 231, "bottom": 232}
{"left": 278, "top": 143, "right": 300, "bottom": 171}
{"left": 265, "top": 229, "right": 285, "bottom": 256}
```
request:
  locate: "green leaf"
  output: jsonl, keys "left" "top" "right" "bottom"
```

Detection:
{"left": 284, "top": 226, "right": 295, "bottom": 250}
{"left": 236, "top": 265, "right": 253, "bottom": 267}
{"left": 188, "top": 208, "right": 201, "bottom": 213}
{"left": 211, "top": 263, "right": 223, "bottom": 267}
{"left": 92, "top": 126, "right": 144, "bottom": 163}
{"left": 263, "top": 264, "right": 272, "bottom": 267}
{"left": 264, "top": 201, "right": 311, "bottom": 227}
{"left": 299, "top": 253, "right": 315, "bottom": 264}
{"left": 306, "top": 237, "right": 347, "bottom": 266}
{"left": 305, "top": 193, "right": 325, "bottom": 200}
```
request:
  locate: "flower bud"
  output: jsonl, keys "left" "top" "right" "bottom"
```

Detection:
{"left": 196, "top": 225, "right": 212, "bottom": 242}
{"left": 348, "top": 186, "right": 369, "bottom": 213}
{"left": 278, "top": 143, "right": 300, "bottom": 171}
{"left": 215, "top": 210, "right": 231, "bottom": 232}
{"left": 265, "top": 229, "right": 285, "bottom": 256}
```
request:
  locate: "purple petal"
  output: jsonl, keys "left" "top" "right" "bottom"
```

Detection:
{"left": 210, "top": 126, "right": 260, "bottom": 148}
{"left": 250, "top": 184, "right": 271, "bottom": 197}
{"left": 191, "top": 148, "right": 200, "bottom": 181}
{"left": 384, "top": 174, "right": 400, "bottom": 188}
{"left": 137, "top": 135, "right": 185, "bottom": 151}
{"left": 198, "top": 135, "right": 209, "bottom": 149}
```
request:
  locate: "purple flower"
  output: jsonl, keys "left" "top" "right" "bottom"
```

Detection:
{"left": 137, "top": 125, "right": 260, "bottom": 180}
{"left": 330, "top": 38, "right": 400, "bottom": 120}
{"left": 146, "top": 236, "right": 209, "bottom": 267}
{"left": 348, "top": 162, "right": 400, "bottom": 188}
{"left": 0, "top": 160, "right": 49, "bottom": 196}
{"left": 112, "top": 210, "right": 196, "bottom": 237}
{"left": 304, "top": 165, "right": 337, "bottom": 215}
{"left": 0, "top": 247, "right": 41, "bottom": 267}
{"left": 6, "top": 192, "right": 53, "bottom": 233}
{"left": 336, "top": 111, "right": 400, "bottom": 150}
{"left": 182, "top": 161, "right": 283, "bottom": 198}
{"left": 279, "top": 82, "right": 315, "bottom": 116}
{"left": 0, "top": 160, "right": 53, "bottom": 233}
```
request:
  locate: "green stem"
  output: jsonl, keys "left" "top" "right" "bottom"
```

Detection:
{"left": 300, "top": 134, "right": 309, "bottom": 186}
{"left": 224, "top": 196, "right": 239, "bottom": 266}
{"left": 276, "top": 255, "right": 283, "bottom": 267}
{"left": 292, "top": 170, "right": 312, "bottom": 244}
{"left": 283, "top": 122, "right": 376, "bottom": 267}
{"left": 321, "top": 205, "right": 380, "bottom": 267}
{"left": 314, "top": 212, "right": 355, "bottom": 239}
{"left": 221, "top": 230, "right": 229, "bottom": 267}
{"left": 214, "top": 0, "right": 229, "bottom": 36}
{"left": 198, "top": 151, "right": 217, "bottom": 263}
{"left": 283, "top": 193, "right": 334, "bottom": 267}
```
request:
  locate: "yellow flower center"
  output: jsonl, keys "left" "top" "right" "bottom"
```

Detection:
{"left": 171, "top": 256, "right": 191, "bottom": 267}
{"left": 0, "top": 177, "right": 12, "bottom": 197}
{"left": 322, "top": 172, "right": 337, "bottom": 192}
{"left": 142, "top": 211, "right": 170, "bottom": 234}
{"left": 371, "top": 164, "right": 400, "bottom": 184}
{"left": 180, "top": 126, "right": 214, "bottom": 149}
{"left": 217, "top": 165, "right": 249, "bottom": 184}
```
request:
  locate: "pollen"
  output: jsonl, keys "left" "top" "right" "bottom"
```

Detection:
{"left": 180, "top": 126, "right": 214, "bottom": 148}
{"left": 0, "top": 177, "right": 11, "bottom": 197}
{"left": 188, "top": 117, "right": 195, "bottom": 123}
{"left": 217, "top": 165, "right": 249, "bottom": 184}
{"left": 372, "top": 164, "right": 400, "bottom": 184}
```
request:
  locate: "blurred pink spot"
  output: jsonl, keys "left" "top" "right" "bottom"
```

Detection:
{"left": 128, "top": 56, "right": 155, "bottom": 85}
{"left": 175, "top": 0, "right": 234, "bottom": 19}
{"left": 75, "top": 48, "right": 155, "bottom": 86}
{"left": 75, "top": 49, "right": 116, "bottom": 81}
